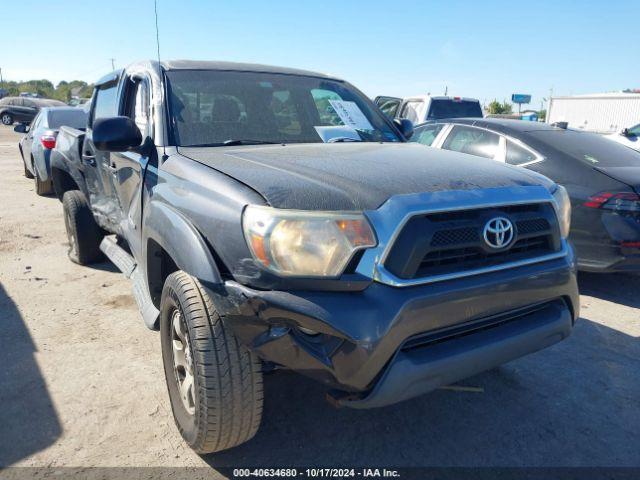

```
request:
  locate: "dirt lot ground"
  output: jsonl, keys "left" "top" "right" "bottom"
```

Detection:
{"left": 1, "top": 125, "right": 639, "bottom": 474}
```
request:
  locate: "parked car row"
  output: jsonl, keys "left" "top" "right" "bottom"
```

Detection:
{"left": 9, "top": 58, "right": 635, "bottom": 456}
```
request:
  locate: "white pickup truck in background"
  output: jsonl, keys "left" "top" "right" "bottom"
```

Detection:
{"left": 374, "top": 94, "right": 483, "bottom": 123}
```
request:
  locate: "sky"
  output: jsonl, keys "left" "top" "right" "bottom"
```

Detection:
{"left": 1, "top": 0, "right": 638, "bottom": 108}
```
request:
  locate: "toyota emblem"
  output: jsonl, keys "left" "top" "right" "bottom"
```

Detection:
{"left": 483, "top": 217, "right": 514, "bottom": 249}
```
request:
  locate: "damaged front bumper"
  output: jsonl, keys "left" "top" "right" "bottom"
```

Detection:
{"left": 203, "top": 252, "right": 579, "bottom": 408}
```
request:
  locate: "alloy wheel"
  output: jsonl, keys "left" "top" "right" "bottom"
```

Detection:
{"left": 64, "top": 207, "right": 78, "bottom": 258}
{"left": 171, "top": 308, "right": 195, "bottom": 415}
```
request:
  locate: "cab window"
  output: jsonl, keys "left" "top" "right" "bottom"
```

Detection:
{"left": 400, "top": 100, "right": 423, "bottom": 123}
{"left": 442, "top": 125, "right": 500, "bottom": 159}
{"left": 378, "top": 99, "right": 401, "bottom": 119}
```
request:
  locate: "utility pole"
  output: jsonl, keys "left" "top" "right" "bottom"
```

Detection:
{"left": 444, "top": 85, "right": 448, "bottom": 96}
{"left": 0, "top": 67, "right": 3, "bottom": 87}
{"left": 109, "top": 58, "right": 115, "bottom": 70}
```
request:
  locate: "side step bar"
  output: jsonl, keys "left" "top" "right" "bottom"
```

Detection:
{"left": 100, "top": 236, "right": 160, "bottom": 329}
{"left": 100, "top": 236, "right": 135, "bottom": 278}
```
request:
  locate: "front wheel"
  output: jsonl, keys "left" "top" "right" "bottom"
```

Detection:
{"left": 160, "top": 271, "right": 263, "bottom": 454}
{"left": 1, "top": 113, "right": 13, "bottom": 125}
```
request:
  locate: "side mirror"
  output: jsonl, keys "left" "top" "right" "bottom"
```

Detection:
{"left": 93, "top": 116, "right": 142, "bottom": 152}
{"left": 394, "top": 118, "right": 414, "bottom": 140}
{"left": 14, "top": 123, "right": 28, "bottom": 134}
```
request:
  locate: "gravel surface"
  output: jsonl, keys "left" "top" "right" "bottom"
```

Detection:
{"left": 0, "top": 126, "right": 638, "bottom": 474}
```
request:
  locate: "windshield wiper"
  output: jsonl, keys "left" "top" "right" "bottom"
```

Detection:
{"left": 186, "top": 140, "right": 279, "bottom": 147}
{"left": 327, "top": 136, "right": 362, "bottom": 143}
{"left": 222, "top": 139, "right": 278, "bottom": 146}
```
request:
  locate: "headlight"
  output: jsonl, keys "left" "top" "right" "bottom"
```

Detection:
{"left": 242, "top": 205, "right": 377, "bottom": 277}
{"left": 552, "top": 185, "right": 571, "bottom": 238}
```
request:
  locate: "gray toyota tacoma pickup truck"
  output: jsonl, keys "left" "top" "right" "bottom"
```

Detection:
{"left": 50, "top": 60, "right": 579, "bottom": 454}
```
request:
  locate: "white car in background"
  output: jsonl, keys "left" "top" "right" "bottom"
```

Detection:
{"left": 374, "top": 94, "right": 483, "bottom": 123}
{"left": 605, "top": 123, "right": 640, "bottom": 151}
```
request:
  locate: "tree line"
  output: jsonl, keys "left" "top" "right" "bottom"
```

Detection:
{"left": 0, "top": 79, "right": 94, "bottom": 102}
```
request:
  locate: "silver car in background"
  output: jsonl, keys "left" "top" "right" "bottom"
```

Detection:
{"left": 16, "top": 107, "right": 88, "bottom": 195}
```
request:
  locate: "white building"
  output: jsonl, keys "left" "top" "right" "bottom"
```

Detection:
{"left": 546, "top": 92, "right": 640, "bottom": 134}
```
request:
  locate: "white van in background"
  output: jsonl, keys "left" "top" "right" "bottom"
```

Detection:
{"left": 374, "top": 95, "right": 483, "bottom": 123}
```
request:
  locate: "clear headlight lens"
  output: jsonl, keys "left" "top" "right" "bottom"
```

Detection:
{"left": 552, "top": 185, "right": 571, "bottom": 238}
{"left": 242, "top": 205, "right": 377, "bottom": 277}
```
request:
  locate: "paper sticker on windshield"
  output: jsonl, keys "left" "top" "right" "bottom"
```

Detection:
{"left": 329, "top": 100, "right": 374, "bottom": 131}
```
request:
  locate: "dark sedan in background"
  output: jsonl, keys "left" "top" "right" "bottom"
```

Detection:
{"left": 0, "top": 96, "right": 67, "bottom": 125}
{"left": 410, "top": 118, "right": 640, "bottom": 272}
{"left": 16, "top": 107, "right": 88, "bottom": 195}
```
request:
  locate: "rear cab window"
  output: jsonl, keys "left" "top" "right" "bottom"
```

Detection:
{"left": 427, "top": 99, "right": 483, "bottom": 120}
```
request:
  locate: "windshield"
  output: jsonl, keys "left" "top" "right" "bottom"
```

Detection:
{"left": 166, "top": 70, "right": 401, "bottom": 146}
{"left": 48, "top": 109, "right": 88, "bottom": 129}
{"left": 427, "top": 99, "right": 483, "bottom": 120}
{"left": 529, "top": 129, "right": 640, "bottom": 167}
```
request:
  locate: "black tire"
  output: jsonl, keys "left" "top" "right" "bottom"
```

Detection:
{"left": 23, "top": 162, "right": 34, "bottom": 179}
{"left": 34, "top": 169, "right": 53, "bottom": 196}
{"left": 160, "top": 271, "right": 263, "bottom": 454}
{"left": 1, "top": 112, "right": 13, "bottom": 126}
{"left": 62, "top": 190, "right": 103, "bottom": 265}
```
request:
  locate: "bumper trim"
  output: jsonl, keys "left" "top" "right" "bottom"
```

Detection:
{"left": 375, "top": 241, "right": 569, "bottom": 287}
{"left": 337, "top": 299, "right": 572, "bottom": 409}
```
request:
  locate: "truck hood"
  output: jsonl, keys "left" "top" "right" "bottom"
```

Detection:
{"left": 179, "top": 143, "right": 554, "bottom": 210}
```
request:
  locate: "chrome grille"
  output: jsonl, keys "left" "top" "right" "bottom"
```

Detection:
{"left": 383, "top": 202, "right": 561, "bottom": 281}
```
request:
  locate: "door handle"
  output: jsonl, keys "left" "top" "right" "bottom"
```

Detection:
{"left": 82, "top": 154, "right": 96, "bottom": 166}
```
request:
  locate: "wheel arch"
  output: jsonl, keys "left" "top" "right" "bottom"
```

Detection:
{"left": 50, "top": 152, "right": 88, "bottom": 202}
{"left": 144, "top": 201, "right": 224, "bottom": 309}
